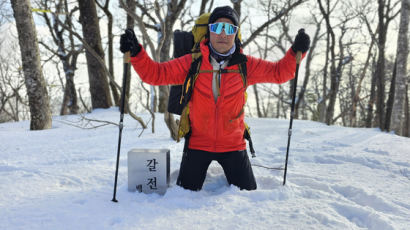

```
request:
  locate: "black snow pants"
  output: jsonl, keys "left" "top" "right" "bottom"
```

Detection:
{"left": 176, "top": 148, "right": 257, "bottom": 191}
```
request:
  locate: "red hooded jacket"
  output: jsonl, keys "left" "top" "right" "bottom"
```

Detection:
{"left": 130, "top": 40, "right": 302, "bottom": 153}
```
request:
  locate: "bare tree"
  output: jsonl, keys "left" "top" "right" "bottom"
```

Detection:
{"left": 139, "top": 81, "right": 155, "bottom": 133}
{"left": 51, "top": 8, "right": 147, "bottom": 129}
{"left": 317, "top": 0, "right": 355, "bottom": 125}
{"left": 246, "top": 0, "right": 307, "bottom": 118}
{"left": 242, "top": 0, "right": 307, "bottom": 48}
{"left": 405, "top": 84, "right": 410, "bottom": 137}
{"left": 350, "top": 38, "right": 375, "bottom": 127}
{"left": 389, "top": 0, "right": 409, "bottom": 135}
{"left": 0, "top": 50, "right": 29, "bottom": 122}
{"left": 231, "top": 0, "right": 243, "bottom": 17}
{"left": 78, "top": 0, "right": 113, "bottom": 109}
{"left": 10, "top": 0, "right": 52, "bottom": 130}
{"left": 36, "top": 0, "right": 82, "bottom": 115}
{"left": 250, "top": 0, "right": 277, "bottom": 118}
{"left": 366, "top": 57, "right": 378, "bottom": 127}
{"left": 95, "top": 0, "right": 120, "bottom": 106}
{"left": 199, "top": 0, "right": 213, "bottom": 15}
{"left": 0, "top": 2, "right": 27, "bottom": 122}
{"left": 295, "top": 13, "right": 324, "bottom": 119}
{"left": 358, "top": 0, "right": 400, "bottom": 129}
{"left": 0, "top": 0, "right": 12, "bottom": 24}
{"left": 120, "top": 0, "right": 187, "bottom": 140}
{"left": 385, "top": 57, "right": 397, "bottom": 131}
{"left": 374, "top": 0, "right": 401, "bottom": 130}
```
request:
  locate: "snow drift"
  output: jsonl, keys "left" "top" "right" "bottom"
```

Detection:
{"left": 0, "top": 108, "right": 409, "bottom": 230}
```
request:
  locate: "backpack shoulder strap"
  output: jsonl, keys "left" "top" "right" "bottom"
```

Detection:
{"left": 238, "top": 62, "right": 247, "bottom": 89}
{"left": 180, "top": 53, "right": 203, "bottom": 105}
{"left": 190, "top": 52, "right": 203, "bottom": 84}
{"left": 177, "top": 52, "right": 203, "bottom": 142}
{"left": 191, "top": 49, "right": 202, "bottom": 61}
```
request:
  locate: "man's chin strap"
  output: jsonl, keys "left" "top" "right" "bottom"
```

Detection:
{"left": 209, "top": 42, "right": 236, "bottom": 63}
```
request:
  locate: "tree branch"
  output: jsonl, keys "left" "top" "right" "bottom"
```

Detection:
{"left": 242, "top": 0, "right": 306, "bottom": 47}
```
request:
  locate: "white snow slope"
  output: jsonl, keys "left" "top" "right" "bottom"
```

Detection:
{"left": 1, "top": 108, "right": 409, "bottom": 230}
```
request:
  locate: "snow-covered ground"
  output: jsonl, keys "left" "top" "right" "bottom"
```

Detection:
{"left": 1, "top": 108, "right": 409, "bottom": 230}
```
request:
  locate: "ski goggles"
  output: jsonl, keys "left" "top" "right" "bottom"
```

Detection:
{"left": 209, "top": 22, "right": 239, "bottom": 35}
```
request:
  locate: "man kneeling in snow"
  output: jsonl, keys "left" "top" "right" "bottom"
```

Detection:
{"left": 120, "top": 6, "right": 310, "bottom": 191}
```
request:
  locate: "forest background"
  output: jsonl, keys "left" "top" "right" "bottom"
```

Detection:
{"left": 1, "top": 0, "right": 409, "bottom": 138}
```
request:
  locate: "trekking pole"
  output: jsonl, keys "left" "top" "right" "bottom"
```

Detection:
{"left": 112, "top": 51, "right": 130, "bottom": 202}
{"left": 283, "top": 51, "right": 302, "bottom": 186}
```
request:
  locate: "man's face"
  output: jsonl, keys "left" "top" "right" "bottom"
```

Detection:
{"left": 209, "top": 18, "right": 237, "bottom": 54}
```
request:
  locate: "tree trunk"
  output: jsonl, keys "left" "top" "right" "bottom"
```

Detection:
{"left": 158, "top": 22, "right": 177, "bottom": 137}
{"left": 405, "top": 84, "right": 409, "bottom": 137}
{"left": 366, "top": 60, "right": 377, "bottom": 127}
{"left": 11, "top": 0, "right": 52, "bottom": 130}
{"left": 318, "top": 0, "right": 337, "bottom": 125}
{"left": 96, "top": 0, "right": 120, "bottom": 106}
{"left": 158, "top": 85, "right": 168, "bottom": 113}
{"left": 385, "top": 59, "right": 397, "bottom": 131}
{"left": 375, "top": 0, "right": 388, "bottom": 130}
{"left": 199, "top": 0, "right": 210, "bottom": 15}
{"left": 107, "top": 6, "right": 119, "bottom": 107}
{"left": 78, "top": 0, "right": 112, "bottom": 109}
{"left": 158, "top": 30, "right": 172, "bottom": 113}
{"left": 351, "top": 41, "right": 374, "bottom": 127}
{"left": 55, "top": 1, "right": 79, "bottom": 115}
{"left": 390, "top": 0, "right": 409, "bottom": 136}
{"left": 375, "top": 51, "right": 386, "bottom": 129}
{"left": 319, "top": 27, "right": 329, "bottom": 123}
{"left": 231, "top": 0, "right": 242, "bottom": 17}
{"left": 325, "top": 67, "right": 338, "bottom": 125}
{"left": 60, "top": 66, "right": 79, "bottom": 115}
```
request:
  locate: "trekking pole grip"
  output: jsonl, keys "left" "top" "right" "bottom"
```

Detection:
{"left": 124, "top": 51, "right": 130, "bottom": 64}
{"left": 296, "top": 51, "right": 302, "bottom": 65}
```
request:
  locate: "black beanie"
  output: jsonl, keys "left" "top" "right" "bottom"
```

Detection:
{"left": 209, "top": 6, "right": 239, "bottom": 26}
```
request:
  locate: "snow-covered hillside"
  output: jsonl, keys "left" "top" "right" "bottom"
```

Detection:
{"left": 1, "top": 108, "right": 409, "bottom": 230}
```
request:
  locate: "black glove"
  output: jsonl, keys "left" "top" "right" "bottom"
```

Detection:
{"left": 291, "top": 29, "right": 310, "bottom": 53}
{"left": 120, "top": 28, "right": 141, "bottom": 57}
